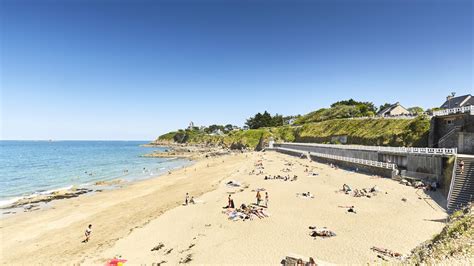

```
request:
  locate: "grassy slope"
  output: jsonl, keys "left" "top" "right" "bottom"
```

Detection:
{"left": 406, "top": 205, "right": 473, "bottom": 264}
{"left": 156, "top": 117, "right": 430, "bottom": 149}
{"left": 296, "top": 116, "right": 430, "bottom": 146}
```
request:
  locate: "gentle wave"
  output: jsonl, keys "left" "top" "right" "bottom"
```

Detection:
{"left": 0, "top": 141, "right": 192, "bottom": 205}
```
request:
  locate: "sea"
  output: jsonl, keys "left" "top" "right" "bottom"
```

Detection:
{"left": 0, "top": 141, "right": 192, "bottom": 207}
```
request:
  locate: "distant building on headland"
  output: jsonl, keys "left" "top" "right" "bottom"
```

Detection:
{"left": 187, "top": 121, "right": 195, "bottom": 130}
{"left": 376, "top": 102, "right": 410, "bottom": 117}
{"left": 209, "top": 129, "right": 224, "bottom": 136}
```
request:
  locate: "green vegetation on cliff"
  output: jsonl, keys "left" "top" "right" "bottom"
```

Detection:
{"left": 156, "top": 116, "right": 430, "bottom": 149}
{"left": 406, "top": 205, "right": 473, "bottom": 264}
{"left": 296, "top": 116, "right": 430, "bottom": 146}
{"left": 294, "top": 99, "right": 377, "bottom": 124}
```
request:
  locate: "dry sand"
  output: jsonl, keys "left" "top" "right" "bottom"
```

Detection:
{"left": 1, "top": 151, "right": 447, "bottom": 264}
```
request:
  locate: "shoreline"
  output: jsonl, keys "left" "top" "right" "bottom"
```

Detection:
{"left": 0, "top": 156, "right": 195, "bottom": 218}
{"left": 0, "top": 152, "right": 250, "bottom": 264}
{"left": 1, "top": 142, "right": 234, "bottom": 215}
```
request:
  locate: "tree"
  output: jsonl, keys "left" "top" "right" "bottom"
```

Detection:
{"left": 408, "top": 107, "right": 424, "bottom": 115}
{"left": 271, "top": 113, "right": 284, "bottom": 127}
{"left": 330, "top": 99, "right": 376, "bottom": 115}
{"left": 379, "top": 103, "right": 392, "bottom": 112}
{"left": 245, "top": 111, "right": 285, "bottom": 129}
{"left": 224, "top": 124, "right": 234, "bottom": 133}
{"left": 425, "top": 107, "right": 442, "bottom": 115}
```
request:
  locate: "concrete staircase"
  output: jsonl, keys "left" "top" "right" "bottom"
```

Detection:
{"left": 447, "top": 156, "right": 474, "bottom": 213}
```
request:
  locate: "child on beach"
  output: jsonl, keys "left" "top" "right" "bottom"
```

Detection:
{"left": 83, "top": 224, "right": 92, "bottom": 243}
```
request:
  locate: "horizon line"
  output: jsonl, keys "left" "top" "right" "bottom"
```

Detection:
{"left": 0, "top": 139, "right": 153, "bottom": 142}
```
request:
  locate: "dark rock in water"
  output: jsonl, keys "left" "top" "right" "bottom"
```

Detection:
{"left": 6, "top": 188, "right": 94, "bottom": 209}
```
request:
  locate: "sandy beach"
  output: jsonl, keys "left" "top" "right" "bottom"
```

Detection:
{"left": 1, "top": 151, "right": 447, "bottom": 264}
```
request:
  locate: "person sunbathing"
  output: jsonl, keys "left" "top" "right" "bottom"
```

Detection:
{"left": 310, "top": 229, "right": 336, "bottom": 238}
{"left": 251, "top": 209, "right": 264, "bottom": 219}
{"left": 348, "top": 206, "right": 356, "bottom": 213}
{"left": 258, "top": 208, "right": 268, "bottom": 217}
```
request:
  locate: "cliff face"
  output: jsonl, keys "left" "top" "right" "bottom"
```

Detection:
{"left": 155, "top": 117, "right": 430, "bottom": 150}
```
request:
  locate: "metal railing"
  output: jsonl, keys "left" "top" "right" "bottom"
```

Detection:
{"left": 275, "top": 147, "right": 397, "bottom": 170}
{"left": 433, "top": 105, "right": 474, "bottom": 117}
{"left": 447, "top": 156, "right": 458, "bottom": 210}
{"left": 276, "top": 142, "right": 457, "bottom": 155}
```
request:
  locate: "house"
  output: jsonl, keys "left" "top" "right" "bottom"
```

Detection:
{"left": 428, "top": 94, "right": 474, "bottom": 154}
{"left": 440, "top": 94, "right": 473, "bottom": 109}
{"left": 376, "top": 102, "right": 410, "bottom": 117}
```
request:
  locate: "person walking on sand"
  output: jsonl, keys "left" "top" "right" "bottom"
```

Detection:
{"left": 83, "top": 224, "right": 92, "bottom": 243}
{"left": 265, "top": 192, "right": 269, "bottom": 208}
{"left": 185, "top": 193, "right": 189, "bottom": 205}
{"left": 256, "top": 191, "right": 262, "bottom": 206}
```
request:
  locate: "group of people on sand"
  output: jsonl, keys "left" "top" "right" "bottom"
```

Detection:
{"left": 264, "top": 174, "right": 297, "bottom": 182}
{"left": 184, "top": 192, "right": 195, "bottom": 205}
{"left": 224, "top": 202, "right": 270, "bottom": 221}
{"left": 256, "top": 190, "right": 269, "bottom": 207}
{"left": 222, "top": 189, "right": 270, "bottom": 221}
{"left": 308, "top": 226, "right": 337, "bottom": 238}
{"left": 342, "top": 184, "right": 379, "bottom": 198}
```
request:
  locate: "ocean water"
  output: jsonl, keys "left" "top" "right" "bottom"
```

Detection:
{"left": 0, "top": 141, "right": 192, "bottom": 206}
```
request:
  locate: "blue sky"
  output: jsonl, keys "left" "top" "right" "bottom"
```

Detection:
{"left": 1, "top": 0, "right": 472, "bottom": 140}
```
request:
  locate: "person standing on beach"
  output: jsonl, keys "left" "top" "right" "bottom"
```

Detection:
{"left": 185, "top": 193, "right": 189, "bottom": 205}
{"left": 83, "top": 224, "right": 92, "bottom": 243}
{"left": 265, "top": 192, "right": 269, "bottom": 208}
{"left": 256, "top": 191, "right": 262, "bottom": 206}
